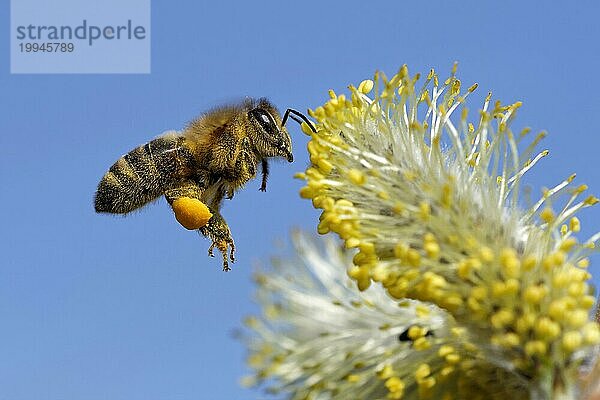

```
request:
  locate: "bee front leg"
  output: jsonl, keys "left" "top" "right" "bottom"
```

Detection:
{"left": 260, "top": 159, "right": 269, "bottom": 192}
{"left": 200, "top": 212, "right": 235, "bottom": 271}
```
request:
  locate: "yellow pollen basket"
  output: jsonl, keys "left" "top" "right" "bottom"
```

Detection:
{"left": 171, "top": 197, "right": 213, "bottom": 230}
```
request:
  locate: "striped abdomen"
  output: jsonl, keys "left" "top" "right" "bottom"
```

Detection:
{"left": 95, "top": 134, "right": 195, "bottom": 214}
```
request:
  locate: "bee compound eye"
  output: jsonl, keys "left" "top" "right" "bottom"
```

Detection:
{"left": 250, "top": 109, "right": 278, "bottom": 136}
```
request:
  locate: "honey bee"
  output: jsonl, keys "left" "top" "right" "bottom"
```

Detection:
{"left": 94, "top": 98, "right": 315, "bottom": 271}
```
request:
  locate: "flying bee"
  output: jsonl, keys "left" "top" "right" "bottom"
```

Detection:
{"left": 94, "top": 98, "right": 315, "bottom": 271}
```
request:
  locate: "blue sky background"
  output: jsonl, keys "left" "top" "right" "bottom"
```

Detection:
{"left": 2, "top": 1, "right": 600, "bottom": 399}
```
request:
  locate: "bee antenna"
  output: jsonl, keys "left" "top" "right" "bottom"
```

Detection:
{"left": 282, "top": 108, "right": 317, "bottom": 133}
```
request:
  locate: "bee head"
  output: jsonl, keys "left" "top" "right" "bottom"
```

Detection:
{"left": 248, "top": 98, "right": 294, "bottom": 163}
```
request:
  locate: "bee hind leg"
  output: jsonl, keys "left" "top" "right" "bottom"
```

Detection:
{"left": 200, "top": 212, "right": 235, "bottom": 271}
{"left": 165, "top": 181, "right": 214, "bottom": 231}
